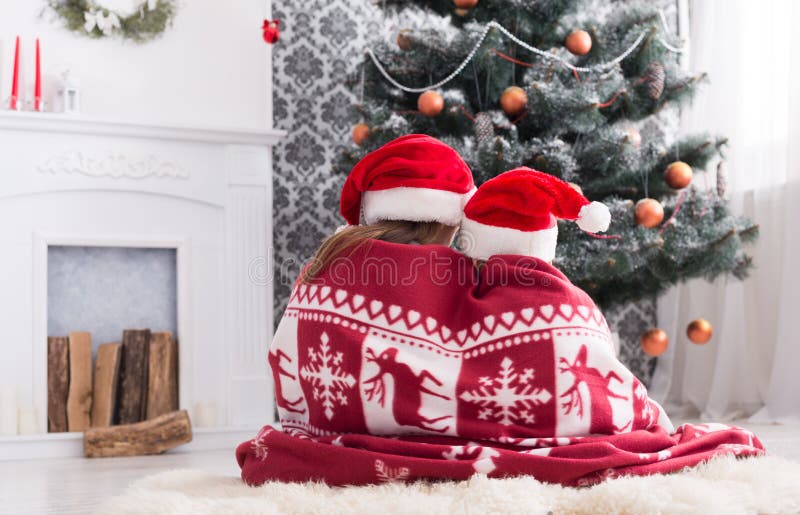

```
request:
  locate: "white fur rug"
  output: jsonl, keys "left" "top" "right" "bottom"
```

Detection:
{"left": 99, "top": 456, "right": 800, "bottom": 515}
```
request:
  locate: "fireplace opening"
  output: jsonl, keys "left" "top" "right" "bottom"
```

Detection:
{"left": 46, "top": 245, "right": 179, "bottom": 432}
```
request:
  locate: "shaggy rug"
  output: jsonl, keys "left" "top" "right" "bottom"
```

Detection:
{"left": 99, "top": 456, "right": 800, "bottom": 514}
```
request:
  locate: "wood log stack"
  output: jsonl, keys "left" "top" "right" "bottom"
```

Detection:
{"left": 46, "top": 329, "right": 188, "bottom": 457}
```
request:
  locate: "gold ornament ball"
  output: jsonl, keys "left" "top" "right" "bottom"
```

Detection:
{"left": 625, "top": 127, "right": 642, "bottom": 147}
{"left": 664, "top": 161, "right": 693, "bottom": 189}
{"left": 500, "top": 86, "right": 528, "bottom": 116}
{"left": 565, "top": 30, "right": 592, "bottom": 56}
{"left": 417, "top": 90, "right": 445, "bottom": 117}
{"left": 686, "top": 318, "right": 713, "bottom": 344}
{"left": 634, "top": 198, "right": 665, "bottom": 228}
{"left": 453, "top": 0, "right": 478, "bottom": 8}
{"left": 351, "top": 123, "right": 370, "bottom": 146}
{"left": 397, "top": 30, "right": 412, "bottom": 51}
{"left": 641, "top": 328, "right": 669, "bottom": 356}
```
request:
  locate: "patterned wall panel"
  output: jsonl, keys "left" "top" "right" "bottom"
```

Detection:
{"left": 272, "top": 1, "right": 378, "bottom": 317}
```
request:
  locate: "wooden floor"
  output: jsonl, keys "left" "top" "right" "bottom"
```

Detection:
{"left": 1, "top": 422, "right": 799, "bottom": 514}
{"left": 0, "top": 449, "right": 238, "bottom": 514}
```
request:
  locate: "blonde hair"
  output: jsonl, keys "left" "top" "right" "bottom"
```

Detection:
{"left": 300, "top": 220, "right": 456, "bottom": 283}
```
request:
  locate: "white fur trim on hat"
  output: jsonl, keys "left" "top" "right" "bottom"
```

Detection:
{"left": 577, "top": 201, "right": 611, "bottom": 233}
{"left": 459, "top": 217, "right": 559, "bottom": 262}
{"left": 363, "top": 187, "right": 469, "bottom": 226}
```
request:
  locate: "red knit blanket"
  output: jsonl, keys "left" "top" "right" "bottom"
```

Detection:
{"left": 237, "top": 241, "right": 764, "bottom": 486}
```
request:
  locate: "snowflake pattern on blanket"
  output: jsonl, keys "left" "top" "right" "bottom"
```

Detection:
{"left": 238, "top": 241, "right": 765, "bottom": 486}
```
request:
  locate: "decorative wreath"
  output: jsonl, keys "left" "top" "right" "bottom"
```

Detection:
{"left": 47, "top": 0, "right": 177, "bottom": 43}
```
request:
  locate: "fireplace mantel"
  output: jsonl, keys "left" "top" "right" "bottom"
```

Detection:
{"left": 0, "top": 111, "right": 284, "bottom": 453}
{"left": 0, "top": 111, "right": 286, "bottom": 146}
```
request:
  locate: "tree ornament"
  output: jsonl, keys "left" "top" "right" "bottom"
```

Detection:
{"left": 686, "top": 319, "right": 713, "bottom": 344}
{"left": 397, "top": 29, "right": 412, "bottom": 51}
{"left": 500, "top": 86, "right": 527, "bottom": 116}
{"left": 351, "top": 123, "right": 370, "bottom": 146}
{"left": 716, "top": 160, "right": 728, "bottom": 197}
{"left": 453, "top": 0, "right": 478, "bottom": 8}
{"left": 453, "top": 8, "right": 470, "bottom": 16}
{"left": 565, "top": 30, "right": 592, "bottom": 56}
{"left": 634, "top": 198, "right": 665, "bottom": 228}
{"left": 664, "top": 161, "right": 693, "bottom": 189}
{"left": 262, "top": 19, "right": 280, "bottom": 44}
{"left": 641, "top": 328, "right": 669, "bottom": 356}
{"left": 624, "top": 127, "right": 642, "bottom": 148}
{"left": 474, "top": 112, "right": 494, "bottom": 143}
{"left": 643, "top": 61, "right": 665, "bottom": 100}
{"left": 417, "top": 90, "right": 444, "bottom": 117}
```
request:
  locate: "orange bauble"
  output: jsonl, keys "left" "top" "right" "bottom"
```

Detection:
{"left": 500, "top": 86, "right": 528, "bottom": 116}
{"left": 664, "top": 161, "right": 693, "bottom": 189}
{"left": 641, "top": 328, "right": 669, "bottom": 356}
{"left": 351, "top": 123, "right": 370, "bottom": 146}
{"left": 686, "top": 318, "right": 713, "bottom": 344}
{"left": 417, "top": 90, "right": 444, "bottom": 117}
{"left": 565, "top": 30, "right": 592, "bottom": 56}
{"left": 634, "top": 198, "right": 665, "bottom": 228}
{"left": 453, "top": 0, "right": 478, "bottom": 8}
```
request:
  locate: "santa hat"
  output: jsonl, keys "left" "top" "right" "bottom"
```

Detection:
{"left": 340, "top": 134, "right": 475, "bottom": 226}
{"left": 460, "top": 167, "right": 611, "bottom": 261}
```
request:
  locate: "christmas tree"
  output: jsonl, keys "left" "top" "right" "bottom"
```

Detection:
{"left": 335, "top": 0, "right": 757, "bottom": 309}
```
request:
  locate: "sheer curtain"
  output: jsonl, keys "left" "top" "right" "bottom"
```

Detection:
{"left": 649, "top": 0, "right": 800, "bottom": 422}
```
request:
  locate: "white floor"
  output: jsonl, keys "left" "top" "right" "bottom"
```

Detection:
{"left": 0, "top": 422, "right": 798, "bottom": 515}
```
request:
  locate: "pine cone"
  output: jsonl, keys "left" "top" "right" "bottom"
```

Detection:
{"left": 644, "top": 62, "right": 665, "bottom": 100}
{"left": 474, "top": 112, "right": 494, "bottom": 144}
{"left": 716, "top": 160, "right": 728, "bottom": 197}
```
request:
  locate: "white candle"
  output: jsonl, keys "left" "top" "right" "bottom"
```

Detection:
{"left": 0, "top": 387, "right": 18, "bottom": 436}
{"left": 17, "top": 405, "right": 38, "bottom": 435}
{"left": 193, "top": 401, "right": 217, "bottom": 428}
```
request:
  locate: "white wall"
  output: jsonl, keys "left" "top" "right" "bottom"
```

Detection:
{"left": 0, "top": 0, "right": 271, "bottom": 129}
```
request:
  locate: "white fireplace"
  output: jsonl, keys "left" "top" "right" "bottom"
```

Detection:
{"left": 0, "top": 111, "right": 284, "bottom": 456}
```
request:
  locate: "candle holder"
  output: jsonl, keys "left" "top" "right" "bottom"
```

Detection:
{"left": 5, "top": 97, "right": 23, "bottom": 112}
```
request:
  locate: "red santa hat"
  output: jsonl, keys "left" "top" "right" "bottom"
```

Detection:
{"left": 340, "top": 134, "right": 475, "bottom": 226}
{"left": 460, "top": 167, "right": 611, "bottom": 261}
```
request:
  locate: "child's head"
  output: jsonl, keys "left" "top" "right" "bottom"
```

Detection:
{"left": 459, "top": 167, "right": 610, "bottom": 262}
{"left": 301, "top": 134, "right": 472, "bottom": 283}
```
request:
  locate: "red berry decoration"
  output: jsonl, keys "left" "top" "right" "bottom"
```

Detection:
{"left": 641, "top": 328, "right": 669, "bottom": 356}
{"left": 634, "top": 198, "right": 665, "bottom": 228}
{"left": 417, "top": 91, "right": 444, "bottom": 117}
{"left": 664, "top": 161, "right": 693, "bottom": 189}
{"left": 565, "top": 30, "right": 592, "bottom": 56}
{"left": 262, "top": 19, "right": 280, "bottom": 44}
{"left": 453, "top": 0, "right": 478, "bottom": 8}
{"left": 686, "top": 319, "right": 713, "bottom": 344}
{"left": 351, "top": 123, "right": 370, "bottom": 146}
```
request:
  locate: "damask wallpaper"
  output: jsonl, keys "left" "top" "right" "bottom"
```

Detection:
{"left": 270, "top": 1, "right": 676, "bottom": 383}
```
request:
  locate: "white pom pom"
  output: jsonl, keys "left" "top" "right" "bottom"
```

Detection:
{"left": 576, "top": 201, "right": 611, "bottom": 233}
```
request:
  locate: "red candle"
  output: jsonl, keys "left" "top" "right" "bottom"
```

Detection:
{"left": 10, "top": 36, "right": 20, "bottom": 110}
{"left": 34, "top": 38, "right": 41, "bottom": 111}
